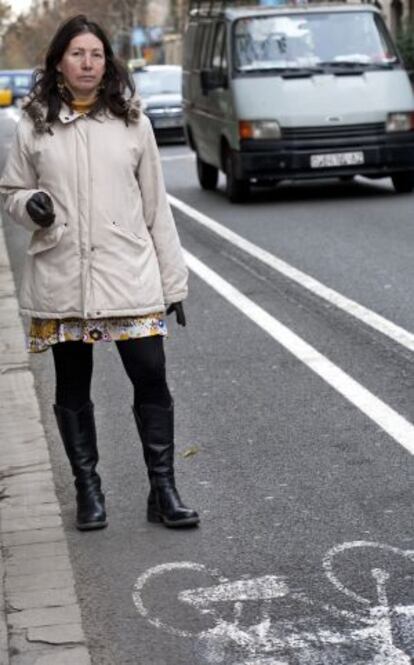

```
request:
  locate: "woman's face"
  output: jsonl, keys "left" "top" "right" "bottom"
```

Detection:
{"left": 57, "top": 32, "right": 106, "bottom": 100}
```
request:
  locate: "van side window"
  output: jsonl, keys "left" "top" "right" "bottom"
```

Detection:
{"left": 183, "top": 24, "right": 196, "bottom": 70}
{"left": 211, "top": 22, "right": 227, "bottom": 72}
{"left": 200, "top": 24, "right": 214, "bottom": 69}
{"left": 193, "top": 24, "right": 207, "bottom": 69}
{"left": 221, "top": 32, "right": 228, "bottom": 72}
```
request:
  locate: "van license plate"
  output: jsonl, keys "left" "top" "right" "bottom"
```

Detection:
{"left": 310, "top": 152, "right": 364, "bottom": 168}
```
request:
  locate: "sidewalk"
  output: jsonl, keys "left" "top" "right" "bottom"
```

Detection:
{"left": 0, "top": 213, "right": 92, "bottom": 664}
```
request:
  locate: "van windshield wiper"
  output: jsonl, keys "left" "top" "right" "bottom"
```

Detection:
{"left": 364, "top": 61, "right": 398, "bottom": 69}
{"left": 318, "top": 61, "right": 368, "bottom": 75}
{"left": 319, "top": 60, "right": 396, "bottom": 69}
{"left": 239, "top": 66, "right": 324, "bottom": 77}
{"left": 281, "top": 66, "right": 325, "bottom": 78}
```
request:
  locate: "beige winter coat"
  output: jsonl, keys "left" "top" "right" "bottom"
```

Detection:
{"left": 0, "top": 103, "right": 188, "bottom": 319}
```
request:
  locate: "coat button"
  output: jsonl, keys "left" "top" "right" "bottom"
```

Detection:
{"left": 90, "top": 329, "right": 102, "bottom": 341}
{"left": 96, "top": 311, "right": 102, "bottom": 316}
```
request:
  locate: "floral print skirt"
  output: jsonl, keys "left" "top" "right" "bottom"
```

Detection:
{"left": 27, "top": 314, "right": 167, "bottom": 353}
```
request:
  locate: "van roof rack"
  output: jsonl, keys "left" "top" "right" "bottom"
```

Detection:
{"left": 188, "top": 0, "right": 371, "bottom": 18}
{"left": 188, "top": 0, "right": 261, "bottom": 18}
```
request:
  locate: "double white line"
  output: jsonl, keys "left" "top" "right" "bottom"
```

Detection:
{"left": 169, "top": 194, "right": 414, "bottom": 456}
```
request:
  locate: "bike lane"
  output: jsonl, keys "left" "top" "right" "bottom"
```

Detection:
{"left": 32, "top": 241, "right": 414, "bottom": 665}
{"left": 2, "top": 152, "right": 413, "bottom": 665}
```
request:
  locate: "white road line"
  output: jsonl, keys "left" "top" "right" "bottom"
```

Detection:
{"left": 170, "top": 195, "right": 414, "bottom": 353}
{"left": 184, "top": 249, "right": 414, "bottom": 456}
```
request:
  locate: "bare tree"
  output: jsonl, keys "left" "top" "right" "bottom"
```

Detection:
{"left": 0, "top": 0, "right": 10, "bottom": 27}
{"left": 0, "top": 2, "right": 68, "bottom": 68}
{"left": 0, "top": 0, "right": 155, "bottom": 68}
{"left": 0, "top": 0, "right": 116, "bottom": 68}
{"left": 171, "top": 0, "right": 190, "bottom": 33}
{"left": 0, "top": 0, "right": 11, "bottom": 59}
{"left": 107, "top": 0, "right": 149, "bottom": 59}
{"left": 0, "top": 0, "right": 9, "bottom": 20}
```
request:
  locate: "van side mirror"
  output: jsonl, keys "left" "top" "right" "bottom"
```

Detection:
{"left": 0, "top": 89, "right": 13, "bottom": 108}
{"left": 200, "top": 69, "right": 228, "bottom": 92}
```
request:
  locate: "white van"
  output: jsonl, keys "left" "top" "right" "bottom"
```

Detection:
{"left": 182, "top": 0, "right": 414, "bottom": 202}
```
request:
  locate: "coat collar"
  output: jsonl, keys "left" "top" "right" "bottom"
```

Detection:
{"left": 58, "top": 103, "right": 105, "bottom": 124}
{"left": 58, "top": 98, "right": 141, "bottom": 125}
{"left": 24, "top": 97, "right": 141, "bottom": 133}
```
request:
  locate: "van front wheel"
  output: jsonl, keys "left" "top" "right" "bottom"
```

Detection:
{"left": 391, "top": 172, "right": 414, "bottom": 194}
{"left": 197, "top": 155, "right": 218, "bottom": 191}
{"left": 225, "top": 150, "right": 249, "bottom": 203}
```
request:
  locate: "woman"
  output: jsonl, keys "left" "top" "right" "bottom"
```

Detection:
{"left": 0, "top": 15, "right": 199, "bottom": 531}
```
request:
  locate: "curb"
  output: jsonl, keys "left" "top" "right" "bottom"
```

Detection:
{"left": 0, "top": 213, "right": 92, "bottom": 665}
{"left": 0, "top": 538, "right": 9, "bottom": 665}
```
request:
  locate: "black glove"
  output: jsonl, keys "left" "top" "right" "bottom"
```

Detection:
{"left": 166, "top": 302, "right": 186, "bottom": 327}
{"left": 26, "top": 191, "right": 55, "bottom": 228}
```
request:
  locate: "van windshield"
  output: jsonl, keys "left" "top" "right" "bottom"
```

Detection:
{"left": 234, "top": 11, "right": 397, "bottom": 72}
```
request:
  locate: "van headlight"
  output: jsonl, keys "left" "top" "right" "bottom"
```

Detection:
{"left": 386, "top": 113, "right": 414, "bottom": 132}
{"left": 239, "top": 120, "right": 281, "bottom": 140}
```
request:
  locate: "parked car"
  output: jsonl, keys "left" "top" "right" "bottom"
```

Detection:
{"left": 0, "top": 70, "right": 33, "bottom": 106}
{"left": 133, "top": 65, "right": 184, "bottom": 142}
{"left": 183, "top": 1, "right": 414, "bottom": 201}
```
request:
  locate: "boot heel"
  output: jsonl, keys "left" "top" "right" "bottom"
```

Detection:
{"left": 77, "top": 518, "right": 108, "bottom": 531}
{"left": 147, "top": 510, "right": 163, "bottom": 523}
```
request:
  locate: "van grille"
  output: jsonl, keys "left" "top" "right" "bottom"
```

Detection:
{"left": 282, "top": 123, "right": 386, "bottom": 141}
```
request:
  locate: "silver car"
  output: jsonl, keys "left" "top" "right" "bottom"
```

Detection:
{"left": 133, "top": 65, "right": 184, "bottom": 143}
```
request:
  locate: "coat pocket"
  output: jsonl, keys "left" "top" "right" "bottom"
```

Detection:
{"left": 21, "top": 224, "right": 67, "bottom": 313}
{"left": 110, "top": 221, "right": 148, "bottom": 247}
{"left": 27, "top": 224, "right": 65, "bottom": 256}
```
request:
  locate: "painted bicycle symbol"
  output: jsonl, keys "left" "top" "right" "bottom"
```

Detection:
{"left": 132, "top": 541, "right": 414, "bottom": 665}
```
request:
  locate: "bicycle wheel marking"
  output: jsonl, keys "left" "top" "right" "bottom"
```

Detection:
{"left": 323, "top": 540, "right": 414, "bottom": 605}
{"left": 132, "top": 561, "right": 222, "bottom": 638}
{"left": 132, "top": 541, "right": 414, "bottom": 664}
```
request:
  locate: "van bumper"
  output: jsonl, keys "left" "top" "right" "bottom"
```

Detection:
{"left": 235, "top": 133, "right": 414, "bottom": 181}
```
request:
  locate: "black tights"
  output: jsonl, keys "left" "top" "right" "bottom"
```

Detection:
{"left": 52, "top": 337, "right": 171, "bottom": 412}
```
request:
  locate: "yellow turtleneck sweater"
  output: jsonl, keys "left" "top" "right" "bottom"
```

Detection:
{"left": 71, "top": 98, "right": 96, "bottom": 115}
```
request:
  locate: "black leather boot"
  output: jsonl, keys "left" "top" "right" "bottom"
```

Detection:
{"left": 54, "top": 402, "right": 107, "bottom": 531}
{"left": 133, "top": 403, "right": 199, "bottom": 528}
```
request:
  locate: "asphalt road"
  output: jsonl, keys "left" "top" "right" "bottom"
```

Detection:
{"left": 1, "top": 114, "right": 413, "bottom": 665}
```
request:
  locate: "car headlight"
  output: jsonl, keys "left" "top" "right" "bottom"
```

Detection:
{"left": 239, "top": 120, "right": 281, "bottom": 140}
{"left": 386, "top": 112, "right": 414, "bottom": 132}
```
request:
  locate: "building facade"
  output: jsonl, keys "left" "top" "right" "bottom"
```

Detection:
{"left": 380, "top": 0, "right": 413, "bottom": 34}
